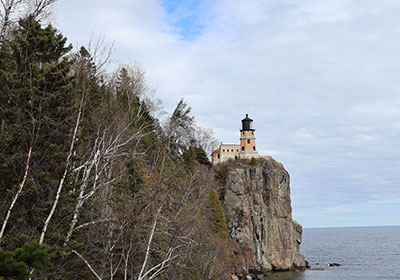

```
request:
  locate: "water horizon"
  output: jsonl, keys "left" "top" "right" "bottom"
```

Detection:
{"left": 303, "top": 224, "right": 400, "bottom": 230}
{"left": 265, "top": 225, "right": 400, "bottom": 280}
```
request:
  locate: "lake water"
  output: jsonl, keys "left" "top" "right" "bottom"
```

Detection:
{"left": 264, "top": 226, "right": 400, "bottom": 280}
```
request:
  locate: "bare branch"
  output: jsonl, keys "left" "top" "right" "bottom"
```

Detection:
{"left": 26, "top": 0, "right": 56, "bottom": 21}
{"left": 0, "top": 0, "right": 24, "bottom": 41}
{"left": 72, "top": 250, "right": 102, "bottom": 280}
{"left": 74, "top": 219, "right": 115, "bottom": 231}
{"left": 64, "top": 120, "right": 148, "bottom": 245}
{"left": 137, "top": 206, "right": 162, "bottom": 280}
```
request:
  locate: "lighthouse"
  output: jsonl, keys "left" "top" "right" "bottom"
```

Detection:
{"left": 211, "top": 114, "right": 259, "bottom": 165}
{"left": 238, "top": 114, "right": 258, "bottom": 159}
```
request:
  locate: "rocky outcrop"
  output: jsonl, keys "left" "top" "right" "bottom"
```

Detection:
{"left": 218, "top": 158, "right": 305, "bottom": 277}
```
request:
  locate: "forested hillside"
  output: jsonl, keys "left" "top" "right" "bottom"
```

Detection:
{"left": 0, "top": 2, "right": 236, "bottom": 279}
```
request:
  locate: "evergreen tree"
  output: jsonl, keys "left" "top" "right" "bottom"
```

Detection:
{"left": 208, "top": 190, "right": 228, "bottom": 240}
{"left": 195, "top": 146, "right": 211, "bottom": 166}
{"left": 250, "top": 157, "right": 258, "bottom": 166}
{"left": 0, "top": 16, "right": 74, "bottom": 246}
{"left": 0, "top": 241, "right": 53, "bottom": 280}
{"left": 0, "top": 12, "right": 235, "bottom": 280}
{"left": 183, "top": 145, "right": 211, "bottom": 168}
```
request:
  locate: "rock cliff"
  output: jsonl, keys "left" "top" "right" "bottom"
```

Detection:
{"left": 217, "top": 158, "right": 305, "bottom": 278}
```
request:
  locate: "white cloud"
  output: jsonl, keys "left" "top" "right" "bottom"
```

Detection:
{"left": 55, "top": 0, "right": 400, "bottom": 227}
{"left": 350, "top": 101, "right": 400, "bottom": 118}
{"left": 294, "top": 128, "right": 314, "bottom": 140}
{"left": 293, "top": 0, "right": 354, "bottom": 26}
{"left": 354, "top": 134, "right": 375, "bottom": 143}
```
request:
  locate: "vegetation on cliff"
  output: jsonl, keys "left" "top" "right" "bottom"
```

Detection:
{"left": 0, "top": 3, "right": 235, "bottom": 279}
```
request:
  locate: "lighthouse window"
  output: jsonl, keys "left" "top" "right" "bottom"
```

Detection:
{"left": 217, "top": 154, "right": 220, "bottom": 159}
{"left": 252, "top": 131, "right": 254, "bottom": 135}
{"left": 222, "top": 149, "right": 225, "bottom": 152}
{"left": 247, "top": 139, "right": 250, "bottom": 144}
{"left": 253, "top": 146, "right": 256, "bottom": 151}
{"left": 231, "top": 149, "right": 234, "bottom": 152}
{"left": 242, "top": 146, "right": 244, "bottom": 151}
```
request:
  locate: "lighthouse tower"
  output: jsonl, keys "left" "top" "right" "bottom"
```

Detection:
{"left": 238, "top": 114, "right": 258, "bottom": 159}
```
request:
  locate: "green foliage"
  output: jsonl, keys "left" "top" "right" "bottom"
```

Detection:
{"left": 195, "top": 146, "right": 211, "bottom": 166}
{"left": 208, "top": 190, "right": 228, "bottom": 240}
{"left": 124, "top": 155, "right": 147, "bottom": 197}
{"left": 249, "top": 157, "right": 258, "bottom": 166}
{"left": 0, "top": 10, "right": 234, "bottom": 280}
{"left": 182, "top": 146, "right": 195, "bottom": 167}
{"left": 0, "top": 16, "right": 75, "bottom": 241}
{"left": 0, "top": 241, "right": 54, "bottom": 280}
{"left": 183, "top": 146, "right": 211, "bottom": 169}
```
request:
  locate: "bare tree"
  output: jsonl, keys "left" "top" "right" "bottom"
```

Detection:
{"left": 25, "top": 0, "right": 56, "bottom": 21}
{"left": 64, "top": 118, "right": 149, "bottom": 245}
{"left": 0, "top": 0, "right": 23, "bottom": 41}
{"left": 192, "top": 124, "right": 218, "bottom": 156}
{"left": 0, "top": 0, "right": 57, "bottom": 41}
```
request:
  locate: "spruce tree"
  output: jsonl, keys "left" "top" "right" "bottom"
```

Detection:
{"left": 0, "top": 16, "right": 74, "bottom": 246}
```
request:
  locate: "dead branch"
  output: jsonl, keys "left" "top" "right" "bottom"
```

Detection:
{"left": 72, "top": 250, "right": 102, "bottom": 280}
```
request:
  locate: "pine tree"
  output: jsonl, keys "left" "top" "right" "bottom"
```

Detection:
{"left": 0, "top": 16, "right": 74, "bottom": 246}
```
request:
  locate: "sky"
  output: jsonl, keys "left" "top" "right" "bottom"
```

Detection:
{"left": 54, "top": 0, "right": 400, "bottom": 228}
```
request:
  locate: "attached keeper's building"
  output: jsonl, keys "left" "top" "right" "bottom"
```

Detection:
{"left": 212, "top": 114, "right": 258, "bottom": 165}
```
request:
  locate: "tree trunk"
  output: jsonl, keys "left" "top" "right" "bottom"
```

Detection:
{"left": 39, "top": 87, "right": 85, "bottom": 244}
{"left": 0, "top": 143, "right": 33, "bottom": 241}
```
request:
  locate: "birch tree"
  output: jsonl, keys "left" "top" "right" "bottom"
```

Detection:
{"left": 0, "top": 16, "right": 73, "bottom": 243}
{"left": 38, "top": 39, "right": 115, "bottom": 245}
{"left": 0, "top": 123, "right": 35, "bottom": 241}
{"left": 64, "top": 118, "right": 149, "bottom": 245}
{"left": 38, "top": 49, "right": 88, "bottom": 245}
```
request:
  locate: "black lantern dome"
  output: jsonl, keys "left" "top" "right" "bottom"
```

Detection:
{"left": 241, "top": 114, "right": 254, "bottom": 131}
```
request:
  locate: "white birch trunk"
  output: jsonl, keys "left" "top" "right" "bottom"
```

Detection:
{"left": 64, "top": 145, "right": 97, "bottom": 245}
{"left": 63, "top": 122, "right": 148, "bottom": 245}
{"left": 72, "top": 250, "right": 102, "bottom": 280}
{"left": 39, "top": 87, "right": 85, "bottom": 244}
{"left": 0, "top": 144, "right": 33, "bottom": 242}
{"left": 137, "top": 206, "right": 162, "bottom": 280}
{"left": 137, "top": 207, "right": 182, "bottom": 280}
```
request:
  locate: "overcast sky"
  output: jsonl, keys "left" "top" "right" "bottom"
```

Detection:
{"left": 55, "top": 0, "right": 400, "bottom": 228}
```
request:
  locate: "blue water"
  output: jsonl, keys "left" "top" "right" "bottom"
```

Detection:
{"left": 265, "top": 226, "right": 400, "bottom": 280}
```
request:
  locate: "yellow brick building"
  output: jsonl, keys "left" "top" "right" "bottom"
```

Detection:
{"left": 212, "top": 114, "right": 258, "bottom": 165}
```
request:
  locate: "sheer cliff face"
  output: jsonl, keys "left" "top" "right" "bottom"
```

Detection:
{"left": 219, "top": 159, "right": 305, "bottom": 275}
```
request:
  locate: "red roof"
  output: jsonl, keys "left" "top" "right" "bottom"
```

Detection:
{"left": 213, "top": 148, "right": 220, "bottom": 153}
